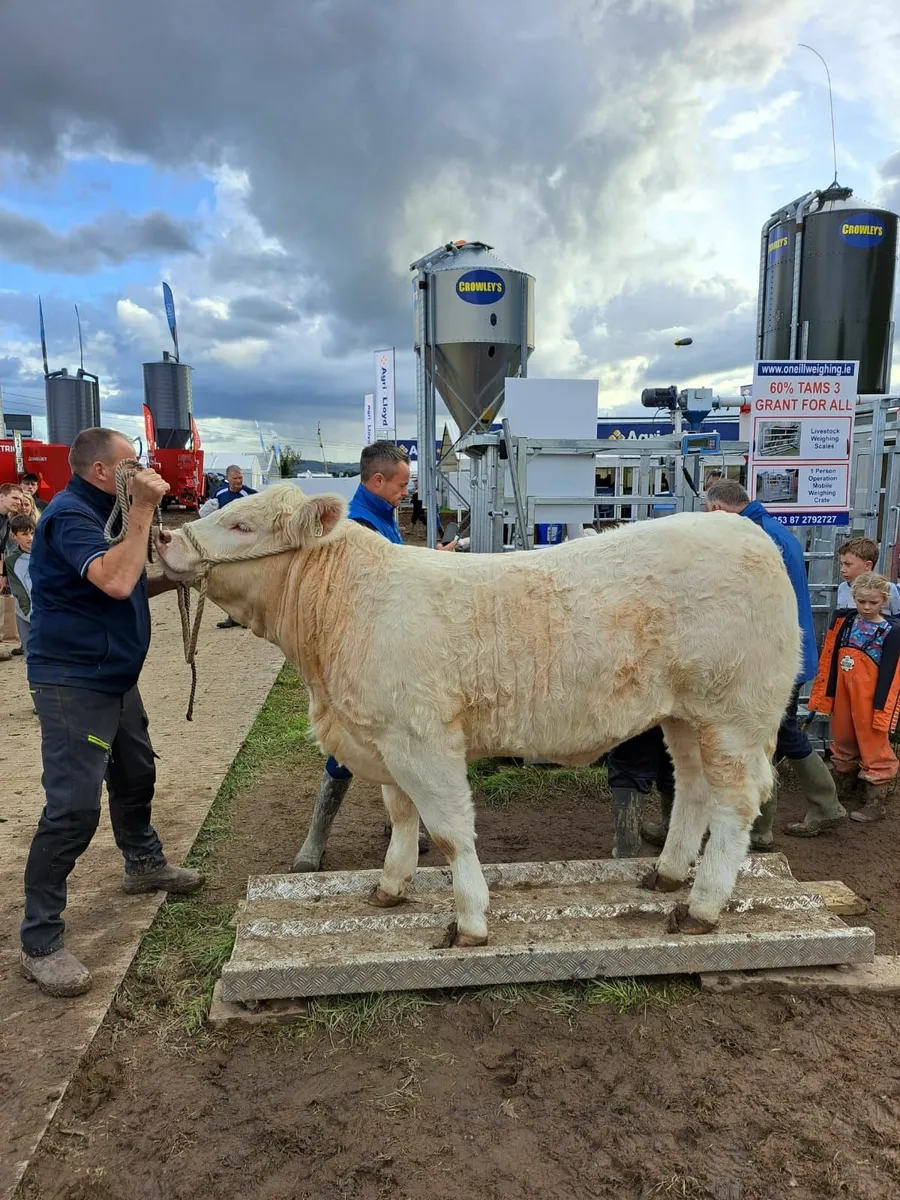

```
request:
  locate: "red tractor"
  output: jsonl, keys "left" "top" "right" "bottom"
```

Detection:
{"left": 143, "top": 405, "right": 205, "bottom": 511}
{"left": 0, "top": 437, "right": 73, "bottom": 502}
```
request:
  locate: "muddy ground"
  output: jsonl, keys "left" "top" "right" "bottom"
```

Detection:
{"left": 18, "top": 731, "right": 900, "bottom": 1197}
{"left": 15, "top": 509, "right": 900, "bottom": 1200}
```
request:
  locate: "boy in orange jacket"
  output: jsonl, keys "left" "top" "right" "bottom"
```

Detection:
{"left": 809, "top": 573, "right": 900, "bottom": 822}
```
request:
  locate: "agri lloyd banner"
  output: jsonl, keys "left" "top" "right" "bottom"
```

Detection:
{"left": 374, "top": 348, "right": 396, "bottom": 441}
{"left": 363, "top": 393, "right": 375, "bottom": 446}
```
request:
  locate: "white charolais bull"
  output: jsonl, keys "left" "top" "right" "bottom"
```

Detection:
{"left": 157, "top": 485, "right": 800, "bottom": 947}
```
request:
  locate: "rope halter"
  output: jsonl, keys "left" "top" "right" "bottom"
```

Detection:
{"left": 105, "top": 460, "right": 205, "bottom": 722}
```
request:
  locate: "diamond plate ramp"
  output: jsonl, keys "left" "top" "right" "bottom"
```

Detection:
{"left": 219, "top": 855, "right": 875, "bottom": 1003}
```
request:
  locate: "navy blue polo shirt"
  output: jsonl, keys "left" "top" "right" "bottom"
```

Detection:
{"left": 215, "top": 484, "right": 257, "bottom": 508}
{"left": 27, "top": 474, "right": 151, "bottom": 694}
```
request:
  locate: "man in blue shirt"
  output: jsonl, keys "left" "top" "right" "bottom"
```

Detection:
{"left": 705, "top": 479, "right": 847, "bottom": 846}
{"left": 20, "top": 428, "right": 204, "bottom": 999}
{"left": 291, "top": 442, "right": 456, "bottom": 872}
{"left": 214, "top": 466, "right": 259, "bottom": 627}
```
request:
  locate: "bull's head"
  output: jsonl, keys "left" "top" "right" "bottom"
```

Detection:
{"left": 157, "top": 484, "right": 346, "bottom": 584}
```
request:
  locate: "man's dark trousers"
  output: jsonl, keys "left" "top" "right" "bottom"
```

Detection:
{"left": 774, "top": 683, "right": 813, "bottom": 761}
{"left": 21, "top": 684, "right": 164, "bottom": 956}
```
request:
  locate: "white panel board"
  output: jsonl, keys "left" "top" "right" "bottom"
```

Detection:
{"left": 503, "top": 378, "right": 598, "bottom": 525}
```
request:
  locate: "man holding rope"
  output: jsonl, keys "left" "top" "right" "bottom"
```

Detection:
{"left": 20, "top": 428, "right": 204, "bottom": 999}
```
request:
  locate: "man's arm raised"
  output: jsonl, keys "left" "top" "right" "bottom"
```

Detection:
{"left": 86, "top": 470, "right": 169, "bottom": 601}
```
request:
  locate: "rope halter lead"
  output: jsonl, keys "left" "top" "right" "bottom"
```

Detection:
{"left": 105, "top": 460, "right": 206, "bottom": 722}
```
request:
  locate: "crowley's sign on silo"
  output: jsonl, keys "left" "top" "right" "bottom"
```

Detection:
{"left": 374, "top": 348, "right": 396, "bottom": 441}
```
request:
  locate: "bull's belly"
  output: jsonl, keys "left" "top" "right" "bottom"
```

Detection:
{"left": 458, "top": 691, "right": 672, "bottom": 763}
{"left": 462, "top": 712, "right": 664, "bottom": 766}
{"left": 312, "top": 687, "right": 672, "bottom": 783}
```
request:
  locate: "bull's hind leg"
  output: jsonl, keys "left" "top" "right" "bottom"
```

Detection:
{"left": 369, "top": 785, "right": 420, "bottom": 908}
{"left": 673, "top": 734, "right": 773, "bottom": 935}
{"left": 379, "top": 740, "right": 489, "bottom": 947}
{"left": 642, "top": 719, "right": 712, "bottom": 893}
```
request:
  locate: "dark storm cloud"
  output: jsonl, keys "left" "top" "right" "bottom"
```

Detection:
{"left": 0, "top": 0, "right": 801, "bottom": 358}
{"left": 0, "top": 206, "right": 197, "bottom": 273}
{"left": 227, "top": 295, "right": 302, "bottom": 327}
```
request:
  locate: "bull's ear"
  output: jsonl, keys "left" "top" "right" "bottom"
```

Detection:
{"left": 289, "top": 493, "right": 346, "bottom": 546}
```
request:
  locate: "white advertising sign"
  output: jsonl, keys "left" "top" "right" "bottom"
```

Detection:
{"left": 749, "top": 360, "right": 857, "bottom": 527}
{"left": 363, "top": 393, "right": 375, "bottom": 446}
{"left": 374, "top": 348, "right": 396, "bottom": 441}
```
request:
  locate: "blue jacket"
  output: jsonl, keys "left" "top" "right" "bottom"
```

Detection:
{"left": 347, "top": 483, "right": 404, "bottom": 544}
{"left": 741, "top": 500, "right": 818, "bottom": 683}
{"left": 27, "top": 475, "right": 151, "bottom": 694}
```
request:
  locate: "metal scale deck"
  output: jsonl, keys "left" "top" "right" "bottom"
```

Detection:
{"left": 219, "top": 854, "right": 874, "bottom": 1004}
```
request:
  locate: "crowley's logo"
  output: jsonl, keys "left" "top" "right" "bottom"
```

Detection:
{"left": 456, "top": 269, "right": 506, "bottom": 305}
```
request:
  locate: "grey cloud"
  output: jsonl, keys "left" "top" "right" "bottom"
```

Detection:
{"left": 227, "top": 295, "right": 301, "bottom": 327}
{"left": 0, "top": 0, "right": 808, "bottom": 350}
{"left": 0, "top": 206, "right": 198, "bottom": 273}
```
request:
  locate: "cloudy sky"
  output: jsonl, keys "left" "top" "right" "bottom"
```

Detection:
{"left": 0, "top": 0, "right": 898, "bottom": 461}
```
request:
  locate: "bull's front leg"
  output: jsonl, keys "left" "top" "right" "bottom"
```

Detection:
{"left": 378, "top": 739, "right": 489, "bottom": 947}
{"left": 369, "top": 785, "right": 421, "bottom": 907}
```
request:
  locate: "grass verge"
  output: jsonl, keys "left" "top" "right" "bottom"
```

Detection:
{"left": 120, "top": 661, "right": 318, "bottom": 1041}
{"left": 186, "top": 661, "right": 318, "bottom": 872}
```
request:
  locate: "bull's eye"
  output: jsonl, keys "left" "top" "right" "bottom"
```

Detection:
{"left": 233, "top": 523, "right": 253, "bottom": 533}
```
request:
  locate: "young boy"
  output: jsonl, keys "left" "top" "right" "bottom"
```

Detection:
{"left": 837, "top": 537, "right": 900, "bottom": 615}
{"left": 4, "top": 513, "right": 34, "bottom": 671}
{"left": 809, "top": 572, "right": 900, "bottom": 823}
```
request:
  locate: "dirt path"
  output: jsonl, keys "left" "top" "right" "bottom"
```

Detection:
{"left": 0, "top": 585, "right": 284, "bottom": 1200}
{"left": 17, "top": 672, "right": 900, "bottom": 1200}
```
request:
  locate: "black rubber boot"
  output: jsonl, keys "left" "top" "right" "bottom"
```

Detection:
{"left": 611, "top": 787, "right": 645, "bottom": 858}
{"left": 292, "top": 769, "right": 352, "bottom": 871}
{"left": 640, "top": 790, "right": 673, "bottom": 849}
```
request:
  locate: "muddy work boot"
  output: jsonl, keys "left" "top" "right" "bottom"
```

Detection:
{"left": 849, "top": 781, "right": 890, "bottom": 824}
{"left": 834, "top": 770, "right": 862, "bottom": 806}
{"left": 783, "top": 752, "right": 847, "bottom": 838}
{"left": 20, "top": 948, "right": 93, "bottom": 998}
{"left": 292, "top": 768, "right": 353, "bottom": 871}
{"left": 123, "top": 859, "right": 205, "bottom": 895}
{"left": 640, "top": 790, "right": 673, "bottom": 849}
{"left": 750, "top": 792, "right": 777, "bottom": 852}
{"left": 611, "top": 788, "right": 644, "bottom": 858}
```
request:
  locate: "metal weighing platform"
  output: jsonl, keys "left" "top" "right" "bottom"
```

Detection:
{"left": 219, "top": 855, "right": 874, "bottom": 1005}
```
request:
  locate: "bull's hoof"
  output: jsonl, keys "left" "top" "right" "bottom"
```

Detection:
{"left": 666, "top": 902, "right": 716, "bottom": 936}
{"left": 367, "top": 886, "right": 406, "bottom": 908}
{"left": 433, "top": 920, "right": 488, "bottom": 950}
{"left": 640, "top": 868, "right": 684, "bottom": 893}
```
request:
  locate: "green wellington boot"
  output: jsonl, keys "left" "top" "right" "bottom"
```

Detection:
{"left": 782, "top": 751, "right": 847, "bottom": 838}
{"left": 750, "top": 789, "right": 777, "bottom": 852}
{"left": 849, "top": 781, "right": 890, "bottom": 824}
{"left": 640, "top": 791, "right": 673, "bottom": 849}
{"left": 610, "top": 788, "right": 644, "bottom": 858}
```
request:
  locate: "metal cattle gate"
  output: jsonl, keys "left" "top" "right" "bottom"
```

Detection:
{"left": 221, "top": 855, "right": 873, "bottom": 1003}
